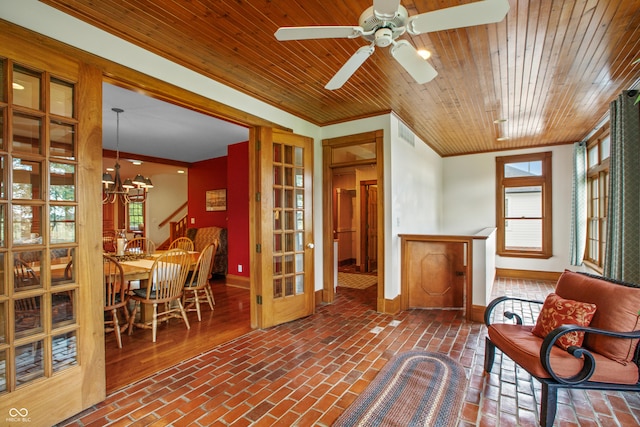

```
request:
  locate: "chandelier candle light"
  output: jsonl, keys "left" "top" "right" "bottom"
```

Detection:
{"left": 102, "top": 108, "right": 153, "bottom": 204}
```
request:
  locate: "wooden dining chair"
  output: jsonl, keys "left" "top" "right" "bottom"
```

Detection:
{"left": 125, "top": 237, "right": 156, "bottom": 256}
{"left": 183, "top": 242, "right": 217, "bottom": 321}
{"left": 14, "top": 258, "right": 39, "bottom": 289}
{"left": 168, "top": 236, "right": 195, "bottom": 252}
{"left": 128, "top": 249, "right": 191, "bottom": 342}
{"left": 103, "top": 255, "right": 130, "bottom": 348}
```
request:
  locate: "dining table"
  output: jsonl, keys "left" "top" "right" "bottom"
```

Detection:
{"left": 113, "top": 251, "right": 201, "bottom": 323}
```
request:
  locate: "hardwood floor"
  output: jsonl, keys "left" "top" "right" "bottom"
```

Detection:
{"left": 105, "top": 278, "right": 251, "bottom": 393}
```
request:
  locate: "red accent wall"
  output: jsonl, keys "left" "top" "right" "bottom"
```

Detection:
{"left": 188, "top": 141, "right": 249, "bottom": 277}
{"left": 227, "top": 142, "right": 249, "bottom": 277}
{"left": 188, "top": 156, "right": 228, "bottom": 227}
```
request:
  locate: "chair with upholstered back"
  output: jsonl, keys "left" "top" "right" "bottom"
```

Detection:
{"left": 183, "top": 242, "right": 217, "bottom": 321}
{"left": 128, "top": 249, "right": 191, "bottom": 342}
{"left": 125, "top": 237, "right": 156, "bottom": 256}
{"left": 169, "top": 237, "right": 194, "bottom": 252}
{"left": 103, "top": 255, "right": 130, "bottom": 348}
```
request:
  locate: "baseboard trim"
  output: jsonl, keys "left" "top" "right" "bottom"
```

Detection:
{"left": 495, "top": 268, "right": 561, "bottom": 281}
{"left": 225, "top": 274, "right": 250, "bottom": 289}
{"left": 470, "top": 305, "right": 486, "bottom": 323}
{"left": 383, "top": 295, "right": 401, "bottom": 315}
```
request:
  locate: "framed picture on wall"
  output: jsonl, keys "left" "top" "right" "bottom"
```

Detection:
{"left": 206, "top": 189, "right": 226, "bottom": 211}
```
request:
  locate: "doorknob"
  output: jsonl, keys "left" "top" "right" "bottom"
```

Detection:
{"left": 306, "top": 243, "right": 315, "bottom": 249}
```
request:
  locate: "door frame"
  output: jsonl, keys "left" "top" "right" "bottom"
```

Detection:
{"left": 322, "top": 130, "right": 385, "bottom": 312}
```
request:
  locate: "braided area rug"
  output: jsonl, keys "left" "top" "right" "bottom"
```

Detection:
{"left": 333, "top": 350, "right": 466, "bottom": 427}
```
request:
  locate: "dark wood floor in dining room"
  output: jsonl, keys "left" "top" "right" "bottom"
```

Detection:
{"left": 105, "top": 277, "right": 252, "bottom": 393}
{"left": 60, "top": 277, "right": 640, "bottom": 426}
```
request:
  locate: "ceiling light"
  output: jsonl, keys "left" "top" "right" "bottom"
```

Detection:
{"left": 417, "top": 49, "right": 431, "bottom": 60}
{"left": 12, "top": 82, "right": 24, "bottom": 90}
{"left": 496, "top": 136, "right": 510, "bottom": 142}
{"left": 493, "top": 118, "right": 508, "bottom": 124}
{"left": 177, "top": 170, "right": 185, "bottom": 174}
{"left": 132, "top": 160, "right": 142, "bottom": 165}
{"left": 103, "top": 108, "right": 154, "bottom": 205}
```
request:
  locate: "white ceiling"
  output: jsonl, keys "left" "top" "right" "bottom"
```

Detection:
{"left": 102, "top": 83, "right": 249, "bottom": 177}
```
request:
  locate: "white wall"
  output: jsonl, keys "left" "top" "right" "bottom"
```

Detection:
{"left": 388, "top": 115, "right": 444, "bottom": 298}
{"left": 442, "top": 145, "right": 575, "bottom": 273}
{"left": 146, "top": 172, "right": 188, "bottom": 246}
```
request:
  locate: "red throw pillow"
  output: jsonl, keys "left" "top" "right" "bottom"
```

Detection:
{"left": 531, "top": 293, "right": 597, "bottom": 350}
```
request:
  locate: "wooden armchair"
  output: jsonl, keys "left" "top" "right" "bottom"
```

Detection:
{"left": 484, "top": 270, "right": 640, "bottom": 426}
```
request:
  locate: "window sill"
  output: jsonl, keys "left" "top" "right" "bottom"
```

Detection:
{"left": 498, "top": 251, "right": 552, "bottom": 259}
{"left": 582, "top": 260, "right": 604, "bottom": 275}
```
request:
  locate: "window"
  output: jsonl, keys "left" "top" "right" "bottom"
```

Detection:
{"left": 127, "top": 199, "right": 144, "bottom": 233}
{"left": 584, "top": 127, "right": 610, "bottom": 270}
{"left": 496, "top": 152, "right": 552, "bottom": 258}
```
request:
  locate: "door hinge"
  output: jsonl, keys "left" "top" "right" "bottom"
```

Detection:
{"left": 256, "top": 243, "right": 261, "bottom": 253}
{"left": 256, "top": 192, "right": 261, "bottom": 202}
{"left": 256, "top": 295, "right": 262, "bottom": 305}
{"left": 456, "top": 271, "right": 465, "bottom": 276}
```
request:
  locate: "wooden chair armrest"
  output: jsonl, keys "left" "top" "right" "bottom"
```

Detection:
{"left": 484, "top": 296, "right": 544, "bottom": 326}
{"left": 540, "top": 325, "right": 640, "bottom": 385}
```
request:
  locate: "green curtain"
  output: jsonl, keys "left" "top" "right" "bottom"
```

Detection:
{"left": 603, "top": 91, "right": 640, "bottom": 282}
{"left": 570, "top": 142, "right": 587, "bottom": 266}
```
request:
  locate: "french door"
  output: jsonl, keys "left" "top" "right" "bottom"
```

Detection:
{"left": 250, "top": 128, "right": 314, "bottom": 329}
{"left": 1, "top": 25, "right": 105, "bottom": 426}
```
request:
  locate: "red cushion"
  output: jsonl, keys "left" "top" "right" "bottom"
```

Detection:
{"left": 555, "top": 270, "right": 640, "bottom": 364}
{"left": 531, "top": 293, "right": 597, "bottom": 350}
{"left": 488, "top": 324, "right": 639, "bottom": 384}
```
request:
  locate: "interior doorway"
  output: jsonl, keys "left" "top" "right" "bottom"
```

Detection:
{"left": 360, "top": 180, "right": 378, "bottom": 274}
{"left": 322, "top": 130, "right": 385, "bottom": 312}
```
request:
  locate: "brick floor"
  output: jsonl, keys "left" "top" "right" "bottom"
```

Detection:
{"left": 58, "top": 277, "right": 640, "bottom": 426}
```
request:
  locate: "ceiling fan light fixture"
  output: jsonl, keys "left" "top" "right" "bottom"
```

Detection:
{"left": 274, "top": 0, "right": 509, "bottom": 88}
{"left": 496, "top": 136, "right": 509, "bottom": 142}
{"left": 417, "top": 49, "right": 431, "bottom": 60}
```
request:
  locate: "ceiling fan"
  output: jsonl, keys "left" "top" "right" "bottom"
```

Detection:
{"left": 274, "top": 0, "right": 510, "bottom": 90}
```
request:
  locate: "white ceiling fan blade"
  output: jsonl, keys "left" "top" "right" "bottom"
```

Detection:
{"left": 275, "top": 26, "right": 363, "bottom": 41}
{"left": 408, "top": 0, "right": 510, "bottom": 35}
{"left": 390, "top": 40, "right": 438, "bottom": 84}
{"left": 373, "top": 0, "right": 401, "bottom": 20}
{"left": 325, "top": 45, "right": 375, "bottom": 90}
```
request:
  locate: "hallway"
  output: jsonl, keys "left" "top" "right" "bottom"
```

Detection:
{"left": 59, "top": 279, "right": 640, "bottom": 426}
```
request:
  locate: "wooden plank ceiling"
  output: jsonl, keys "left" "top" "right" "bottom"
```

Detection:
{"left": 42, "top": 0, "right": 640, "bottom": 156}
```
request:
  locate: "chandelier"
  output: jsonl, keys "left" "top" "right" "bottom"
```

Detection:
{"left": 102, "top": 108, "right": 153, "bottom": 204}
